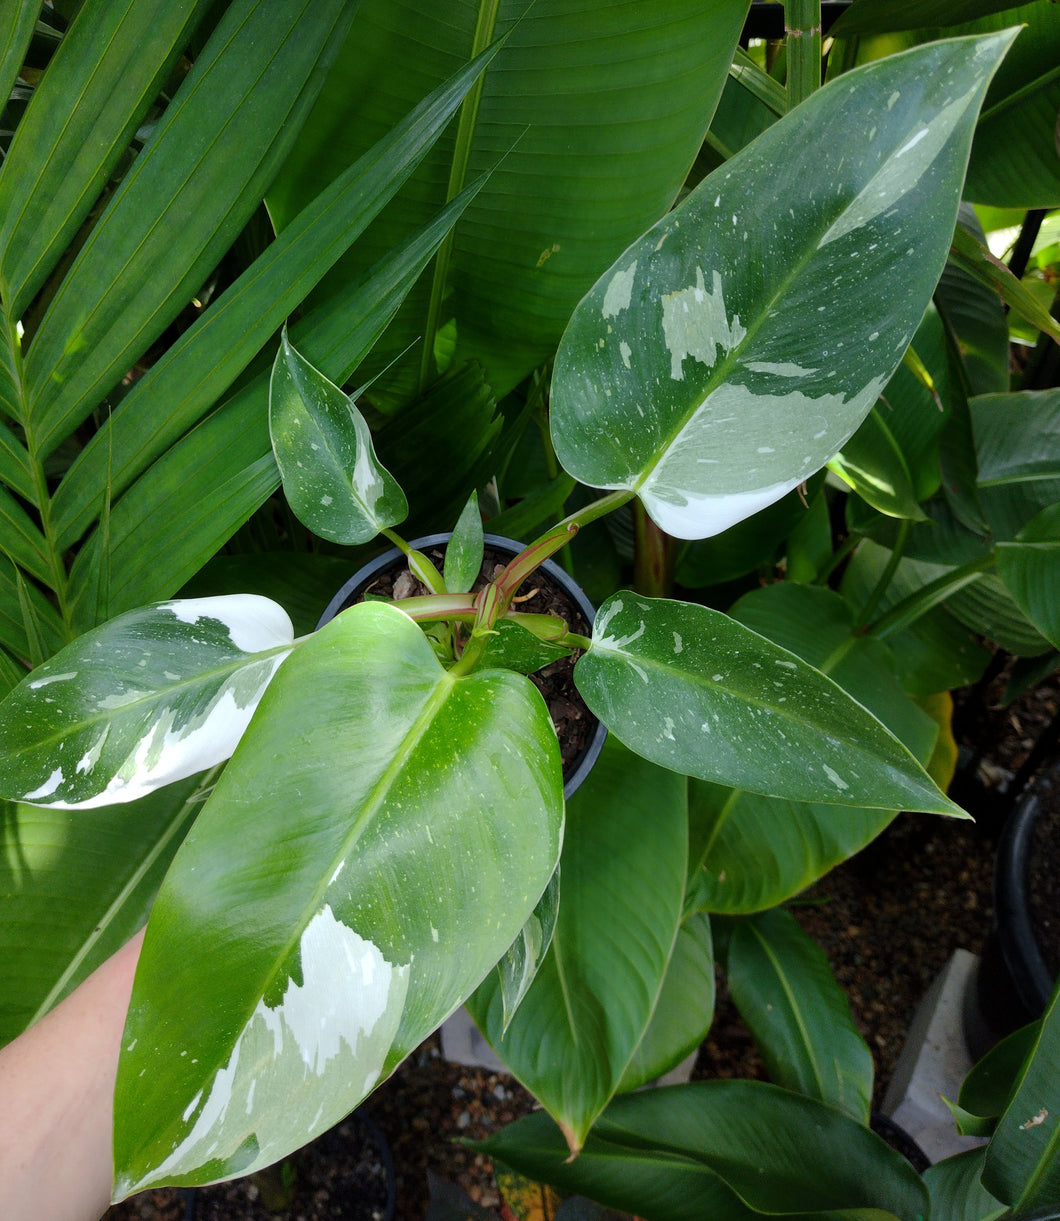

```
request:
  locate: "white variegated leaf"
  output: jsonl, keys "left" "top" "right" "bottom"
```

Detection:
{"left": 0, "top": 595, "right": 295, "bottom": 808}
{"left": 269, "top": 330, "right": 407, "bottom": 544}
{"left": 550, "top": 32, "right": 1016, "bottom": 540}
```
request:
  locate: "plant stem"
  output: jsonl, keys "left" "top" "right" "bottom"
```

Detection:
{"left": 632, "top": 501, "right": 674, "bottom": 598}
{"left": 864, "top": 554, "right": 994, "bottom": 640}
{"left": 813, "top": 531, "right": 860, "bottom": 586}
{"left": 852, "top": 518, "right": 910, "bottom": 632}
{"left": 380, "top": 528, "right": 446, "bottom": 593}
{"left": 785, "top": 0, "right": 822, "bottom": 108}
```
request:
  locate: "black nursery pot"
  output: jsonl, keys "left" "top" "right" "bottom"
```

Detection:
{"left": 966, "top": 771, "right": 1060, "bottom": 1057}
{"left": 318, "top": 533, "right": 607, "bottom": 799}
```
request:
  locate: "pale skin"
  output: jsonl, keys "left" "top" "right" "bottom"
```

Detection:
{"left": 0, "top": 929, "right": 145, "bottom": 1221}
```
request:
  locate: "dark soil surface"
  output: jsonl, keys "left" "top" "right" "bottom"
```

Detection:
{"left": 104, "top": 661, "right": 1060, "bottom": 1221}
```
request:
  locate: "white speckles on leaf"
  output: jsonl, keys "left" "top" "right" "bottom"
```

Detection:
{"left": 162, "top": 596, "right": 293, "bottom": 654}
{"left": 619, "top": 341, "right": 632, "bottom": 369}
{"left": 23, "top": 767, "right": 63, "bottom": 801}
{"left": 822, "top": 764, "right": 849, "bottom": 791}
{"left": 28, "top": 671, "right": 77, "bottom": 690}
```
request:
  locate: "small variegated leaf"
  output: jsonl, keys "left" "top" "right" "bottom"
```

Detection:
{"left": 480, "top": 620, "right": 572, "bottom": 676}
{"left": 499, "top": 866, "right": 560, "bottom": 1032}
{"left": 551, "top": 32, "right": 1016, "bottom": 540}
{"left": 0, "top": 595, "right": 295, "bottom": 808}
{"left": 445, "top": 492, "right": 484, "bottom": 594}
{"left": 269, "top": 330, "right": 407, "bottom": 544}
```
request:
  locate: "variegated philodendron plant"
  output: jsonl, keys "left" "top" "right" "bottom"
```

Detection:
{"left": 0, "top": 31, "right": 1013, "bottom": 1198}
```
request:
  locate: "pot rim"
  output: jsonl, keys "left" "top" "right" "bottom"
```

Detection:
{"left": 996, "top": 786, "right": 1054, "bottom": 1016}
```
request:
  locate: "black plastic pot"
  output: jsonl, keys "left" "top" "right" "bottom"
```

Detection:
{"left": 965, "top": 778, "right": 1058, "bottom": 1058}
{"left": 318, "top": 533, "right": 607, "bottom": 799}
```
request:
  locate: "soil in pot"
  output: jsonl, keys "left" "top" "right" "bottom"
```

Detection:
{"left": 335, "top": 537, "right": 602, "bottom": 790}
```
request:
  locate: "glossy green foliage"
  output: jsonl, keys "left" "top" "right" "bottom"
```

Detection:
{"left": 113, "top": 602, "right": 564, "bottom": 1193}
{"left": 923, "top": 1150, "right": 1005, "bottom": 1221}
{"left": 270, "top": 332, "right": 408, "bottom": 544}
{"left": 0, "top": 596, "right": 294, "bottom": 808}
{"left": 265, "top": 0, "right": 751, "bottom": 407}
{"left": 997, "top": 504, "right": 1060, "bottom": 650}
{"left": 551, "top": 34, "right": 1014, "bottom": 540}
{"left": 724, "top": 909, "right": 873, "bottom": 1122}
{"left": 468, "top": 739, "right": 688, "bottom": 1151}
{"left": 983, "top": 980, "right": 1060, "bottom": 1209}
{"left": 478, "top": 1083, "right": 931, "bottom": 1221}
{"left": 577, "top": 591, "right": 960, "bottom": 815}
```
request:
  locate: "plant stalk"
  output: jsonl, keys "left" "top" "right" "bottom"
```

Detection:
{"left": 852, "top": 518, "right": 910, "bottom": 632}
{"left": 632, "top": 501, "right": 674, "bottom": 598}
{"left": 785, "top": 0, "right": 822, "bottom": 108}
{"left": 864, "top": 554, "right": 994, "bottom": 640}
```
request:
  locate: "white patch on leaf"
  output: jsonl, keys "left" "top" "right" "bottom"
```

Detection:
{"left": 661, "top": 269, "right": 746, "bottom": 380}
{"left": 602, "top": 263, "right": 637, "bottom": 319}
{"left": 162, "top": 596, "right": 293, "bottom": 654}
{"left": 116, "top": 907, "right": 409, "bottom": 1196}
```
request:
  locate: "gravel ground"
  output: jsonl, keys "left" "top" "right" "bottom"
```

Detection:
{"left": 104, "top": 668, "right": 1060, "bottom": 1221}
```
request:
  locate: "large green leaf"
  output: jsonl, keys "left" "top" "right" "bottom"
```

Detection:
{"left": 576, "top": 592, "right": 962, "bottom": 815}
{"left": 478, "top": 1082, "right": 930, "bottom": 1221}
{"left": 973, "top": 389, "right": 1060, "bottom": 493}
{"left": 962, "top": 4, "right": 1060, "bottom": 208}
{"left": 685, "top": 582, "right": 936, "bottom": 912}
{"left": 829, "top": 403, "right": 927, "bottom": 521}
{"left": 0, "top": 595, "right": 294, "bottom": 808}
{"left": 265, "top": 0, "right": 750, "bottom": 407}
{"left": 0, "top": 0, "right": 212, "bottom": 319}
{"left": 923, "top": 1149, "right": 1005, "bottom": 1221}
{"left": 832, "top": 0, "right": 1027, "bottom": 36}
{"left": 618, "top": 912, "right": 715, "bottom": 1093}
{"left": 0, "top": 775, "right": 205, "bottom": 1047}
{"left": 724, "top": 909, "right": 874, "bottom": 1122}
{"left": 269, "top": 332, "right": 408, "bottom": 544}
{"left": 112, "top": 601, "right": 563, "bottom": 1194}
{"left": 982, "top": 980, "right": 1060, "bottom": 1210}
{"left": 467, "top": 738, "right": 688, "bottom": 1152}
{"left": 23, "top": 0, "right": 356, "bottom": 460}
{"left": 996, "top": 503, "right": 1060, "bottom": 650}
{"left": 551, "top": 33, "right": 1015, "bottom": 541}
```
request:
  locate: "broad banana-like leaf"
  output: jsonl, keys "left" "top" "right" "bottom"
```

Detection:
{"left": 724, "top": 909, "right": 873, "bottom": 1122}
{"left": 973, "top": 390, "right": 1060, "bottom": 492}
{"left": 923, "top": 1149, "right": 1005, "bottom": 1221}
{"left": 265, "top": 0, "right": 751, "bottom": 406}
{"left": 0, "top": 776, "right": 205, "bottom": 1047}
{"left": 832, "top": 0, "right": 1027, "bottom": 36}
{"left": 575, "top": 592, "right": 963, "bottom": 815}
{"left": 996, "top": 503, "right": 1060, "bottom": 650}
{"left": 477, "top": 1083, "right": 930, "bottom": 1221}
{"left": 829, "top": 405, "right": 927, "bottom": 521}
{"left": 551, "top": 33, "right": 1016, "bottom": 540}
{"left": 0, "top": 595, "right": 294, "bottom": 808}
{"left": 270, "top": 332, "right": 408, "bottom": 544}
{"left": 468, "top": 738, "right": 687, "bottom": 1153}
{"left": 958, "top": 1022, "right": 1040, "bottom": 1122}
{"left": 982, "top": 980, "right": 1060, "bottom": 1209}
{"left": 618, "top": 912, "right": 715, "bottom": 1092}
{"left": 112, "top": 601, "right": 563, "bottom": 1194}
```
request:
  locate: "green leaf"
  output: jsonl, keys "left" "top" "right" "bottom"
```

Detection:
{"left": 685, "top": 582, "right": 937, "bottom": 913}
{"left": 23, "top": 0, "right": 356, "bottom": 459}
{"left": 477, "top": 1082, "right": 931, "bottom": 1221}
{"left": 982, "top": 981, "right": 1060, "bottom": 1210}
{"left": 996, "top": 504, "right": 1060, "bottom": 650}
{"left": 0, "top": 775, "right": 205, "bottom": 1048}
{"left": 725, "top": 909, "right": 873, "bottom": 1122}
{"left": 49, "top": 66, "right": 496, "bottom": 554}
{"left": 576, "top": 592, "right": 963, "bottom": 815}
{"left": 0, "top": 4, "right": 40, "bottom": 143}
{"left": 479, "top": 620, "right": 572, "bottom": 676}
{"left": 963, "top": 5, "right": 1060, "bottom": 208}
{"left": 0, "top": 0, "right": 212, "bottom": 318}
{"left": 923, "top": 1149, "right": 1006, "bottom": 1221}
{"left": 551, "top": 33, "right": 1016, "bottom": 540}
{"left": 445, "top": 492, "right": 484, "bottom": 594}
{"left": 270, "top": 331, "right": 408, "bottom": 545}
{"left": 619, "top": 912, "right": 715, "bottom": 1092}
{"left": 467, "top": 738, "right": 688, "bottom": 1153}
{"left": 959, "top": 1021, "right": 1040, "bottom": 1122}
{"left": 0, "top": 595, "right": 294, "bottom": 808}
{"left": 829, "top": 403, "right": 928, "bottom": 521}
{"left": 265, "top": 0, "right": 750, "bottom": 407}
{"left": 112, "top": 601, "right": 563, "bottom": 1193}
{"left": 832, "top": 0, "right": 1028, "bottom": 36}
{"left": 498, "top": 866, "right": 559, "bottom": 1033}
